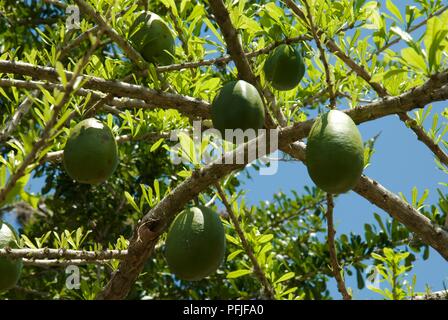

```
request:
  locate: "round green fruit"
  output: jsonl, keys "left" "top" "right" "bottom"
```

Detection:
{"left": 211, "top": 80, "right": 265, "bottom": 137}
{"left": 0, "top": 221, "right": 22, "bottom": 292}
{"left": 63, "top": 118, "right": 119, "bottom": 185}
{"left": 263, "top": 44, "right": 305, "bottom": 91}
{"left": 306, "top": 110, "right": 364, "bottom": 194}
{"left": 165, "top": 206, "right": 226, "bottom": 281}
{"left": 128, "top": 11, "right": 175, "bottom": 65}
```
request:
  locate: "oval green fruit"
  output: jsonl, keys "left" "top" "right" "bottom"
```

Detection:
{"left": 306, "top": 110, "right": 364, "bottom": 194}
{"left": 263, "top": 44, "right": 305, "bottom": 91}
{"left": 211, "top": 80, "right": 265, "bottom": 137}
{"left": 0, "top": 221, "right": 22, "bottom": 292}
{"left": 165, "top": 206, "right": 226, "bottom": 281}
{"left": 63, "top": 118, "right": 119, "bottom": 185}
{"left": 128, "top": 11, "right": 175, "bottom": 65}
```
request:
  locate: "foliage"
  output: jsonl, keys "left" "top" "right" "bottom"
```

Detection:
{"left": 0, "top": 0, "right": 447, "bottom": 300}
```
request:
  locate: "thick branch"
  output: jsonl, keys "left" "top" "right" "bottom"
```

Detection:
{"left": 208, "top": 0, "right": 257, "bottom": 85}
{"left": 0, "top": 60, "right": 210, "bottom": 119}
{"left": 353, "top": 175, "right": 448, "bottom": 260}
{"left": 0, "top": 78, "right": 186, "bottom": 117}
{"left": 97, "top": 131, "right": 279, "bottom": 299}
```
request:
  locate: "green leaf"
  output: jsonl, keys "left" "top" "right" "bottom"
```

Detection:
{"left": 153, "top": 180, "right": 160, "bottom": 202}
{"left": 275, "top": 272, "right": 295, "bottom": 283}
{"left": 55, "top": 61, "right": 67, "bottom": 87}
{"left": 400, "top": 47, "right": 427, "bottom": 72}
{"left": 21, "top": 235, "right": 37, "bottom": 249}
{"left": 227, "top": 269, "right": 252, "bottom": 279}
{"left": 226, "top": 234, "right": 240, "bottom": 246}
{"left": 386, "top": 0, "right": 403, "bottom": 23}
{"left": 0, "top": 174, "right": 30, "bottom": 206}
{"left": 177, "top": 170, "right": 192, "bottom": 178}
{"left": 160, "top": 0, "right": 178, "bottom": 17}
{"left": 150, "top": 138, "right": 165, "bottom": 152}
{"left": 257, "top": 234, "right": 274, "bottom": 244}
{"left": 227, "top": 249, "right": 244, "bottom": 261}
{"left": 124, "top": 191, "right": 141, "bottom": 213}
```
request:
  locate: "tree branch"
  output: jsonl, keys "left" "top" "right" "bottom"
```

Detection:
{"left": 412, "top": 290, "right": 448, "bottom": 300}
{"left": 302, "top": 0, "right": 336, "bottom": 108}
{"left": 370, "top": 5, "right": 448, "bottom": 60}
{"left": 398, "top": 113, "right": 448, "bottom": 167}
{"left": 73, "top": 0, "right": 147, "bottom": 71}
{"left": 325, "top": 194, "right": 351, "bottom": 300}
{"left": 215, "top": 183, "right": 275, "bottom": 299}
{"left": 156, "top": 35, "right": 309, "bottom": 73}
{"left": 0, "top": 248, "right": 127, "bottom": 260}
{"left": 0, "top": 60, "right": 210, "bottom": 118}
{"left": 41, "top": 131, "right": 171, "bottom": 163}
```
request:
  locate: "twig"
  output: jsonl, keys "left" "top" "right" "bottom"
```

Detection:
{"left": 59, "top": 26, "right": 100, "bottom": 60}
{"left": 370, "top": 5, "right": 448, "bottom": 61}
{"left": 215, "top": 183, "right": 275, "bottom": 300}
{"left": 398, "top": 113, "right": 448, "bottom": 167}
{"left": 325, "top": 194, "right": 351, "bottom": 300}
{"left": 285, "top": 0, "right": 388, "bottom": 98}
{"left": 0, "top": 90, "right": 36, "bottom": 142}
{"left": 412, "top": 290, "right": 448, "bottom": 300}
{"left": 156, "top": 35, "right": 309, "bottom": 73}
{"left": 11, "top": 286, "right": 50, "bottom": 298}
{"left": 269, "top": 200, "right": 326, "bottom": 229}
{"left": 302, "top": 0, "right": 336, "bottom": 108}
{"left": 23, "top": 258, "right": 114, "bottom": 267}
{"left": 73, "top": 0, "right": 147, "bottom": 71}
{"left": 41, "top": 131, "right": 171, "bottom": 163}
{"left": 0, "top": 248, "right": 127, "bottom": 260}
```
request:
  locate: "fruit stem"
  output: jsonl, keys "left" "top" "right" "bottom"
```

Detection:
{"left": 325, "top": 193, "right": 352, "bottom": 300}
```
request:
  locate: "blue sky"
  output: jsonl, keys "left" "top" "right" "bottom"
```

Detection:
{"left": 3, "top": 0, "right": 447, "bottom": 300}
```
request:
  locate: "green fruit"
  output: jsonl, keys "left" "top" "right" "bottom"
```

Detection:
{"left": 0, "top": 221, "right": 22, "bottom": 292}
{"left": 63, "top": 118, "right": 119, "bottom": 184}
{"left": 306, "top": 110, "right": 364, "bottom": 194}
{"left": 165, "top": 206, "right": 226, "bottom": 281}
{"left": 263, "top": 44, "right": 305, "bottom": 91}
{"left": 211, "top": 80, "right": 265, "bottom": 137}
{"left": 128, "top": 11, "right": 175, "bottom": 65}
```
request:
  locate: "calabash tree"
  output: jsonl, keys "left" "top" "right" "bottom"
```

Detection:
{"left": 0, "top": 0, "right": 447, "bottom": 300}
